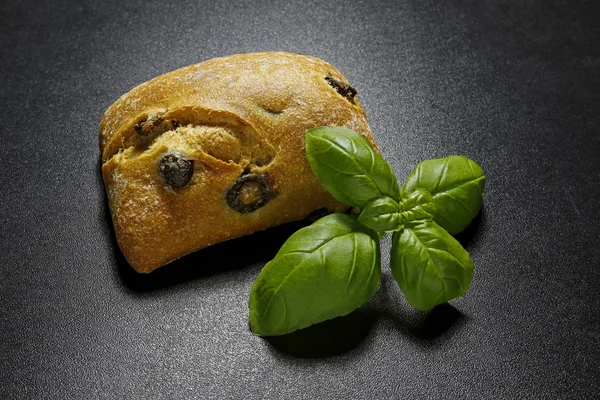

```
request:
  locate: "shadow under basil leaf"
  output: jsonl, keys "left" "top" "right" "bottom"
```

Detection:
{"left": 385, "top": 302, "right": 466, "bottom": 346}
{"left": 453, "top": 206, "right": 485, "bottom": 248}
{"left": 263, "top": 309, "right": 375, "bottom": 358}
{"left": 408, "top": 303, "right": 464, "bottom": 340}
{"left": 372, "top": 274, "right": 466, "bottom": 345}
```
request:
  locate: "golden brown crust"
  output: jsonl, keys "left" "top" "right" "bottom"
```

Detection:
{"left": 100, "top": 52, "right": 377, "bottom": 273}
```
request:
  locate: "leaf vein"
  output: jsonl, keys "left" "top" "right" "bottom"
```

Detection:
{"left": 434, "top": 158, "right": 450, "bottom": 192}
{"left": 261, "top": 231, "right": 365, "bottom": 319}
{"left": 345, "top": 235, "right": 359, "bottom": 291}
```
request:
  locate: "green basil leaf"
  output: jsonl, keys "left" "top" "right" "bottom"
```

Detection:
{"left": 401, "top": 155, "right": 485, "bottom": 234}
{"left": 358, "top": 197, "right": 402, "bottom": 232}
{"left": 398, "top": 188, "right": 436, "bottom": 223}
{"left": 249, "top": 214, "right": 381, "bottom": 336}
{"left": 390, "top": 220, "right": 474, "bottom": 310}
{"left": 305, "top": 126, "right": 400, "bottom": 208}
{"left": 358, "top": 190, "right": 436, "bottom": 233}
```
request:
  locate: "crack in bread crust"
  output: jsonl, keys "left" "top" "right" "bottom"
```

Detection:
{"left": 103, "top": 107, "right": 276, "bottom": 173}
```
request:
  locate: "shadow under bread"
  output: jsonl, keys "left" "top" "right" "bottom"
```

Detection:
{"left": 97, "top": 157, "right": 311, "bottom": 292}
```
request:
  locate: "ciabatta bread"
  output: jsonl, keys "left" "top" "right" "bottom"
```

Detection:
{"left": 100, "top": 52, "right": 376, "bottom": 273}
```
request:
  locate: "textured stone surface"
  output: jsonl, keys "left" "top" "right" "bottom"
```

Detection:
{"left": 1, "top": 0, "right": 599, "bottom": 398}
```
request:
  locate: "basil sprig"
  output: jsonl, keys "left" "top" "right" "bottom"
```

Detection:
{"left": 249, "top": 127, "right": 486, "bottom": 336}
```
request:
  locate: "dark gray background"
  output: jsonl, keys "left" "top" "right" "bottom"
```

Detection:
{"left": 1, "top": 0, "right": 599, "bottom": 398}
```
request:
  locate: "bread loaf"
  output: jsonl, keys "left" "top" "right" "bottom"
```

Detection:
{"left": 100, "top": 52, "right": 377, "bottom": 273}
